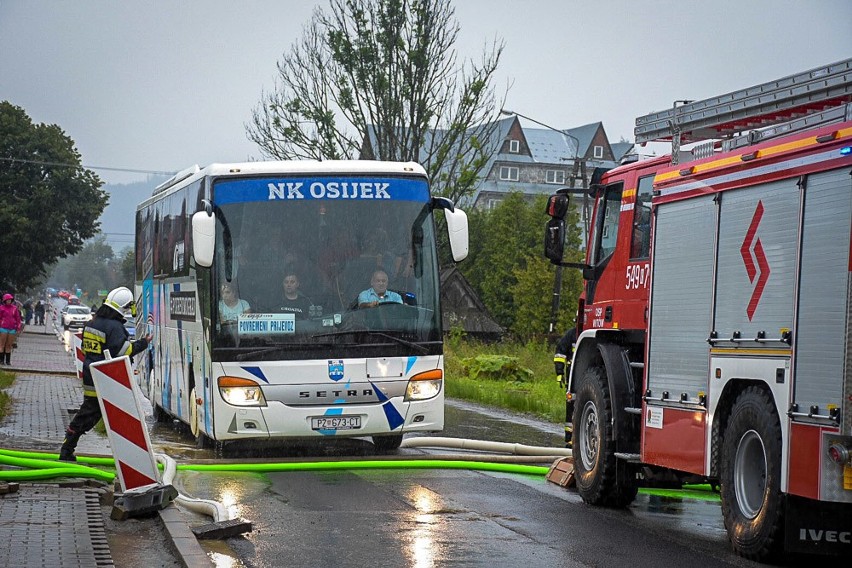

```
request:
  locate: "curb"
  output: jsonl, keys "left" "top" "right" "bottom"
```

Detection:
{"left": 159, "top": 505, "right": 214, "bottom": 567}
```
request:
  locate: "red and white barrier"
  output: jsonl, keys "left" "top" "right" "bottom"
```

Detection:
{"left": 73, "top": 331, "right": 84, "bottom": 380}
{"left": 90, "top": 356, "right": 159, "bottom": 491}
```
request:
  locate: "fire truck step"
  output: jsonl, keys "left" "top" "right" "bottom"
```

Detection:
{"left": 615, "top": 453, "right": 641, "bottom": 462}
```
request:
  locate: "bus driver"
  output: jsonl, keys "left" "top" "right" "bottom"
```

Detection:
{"left": 358, "top": 269, "right": 402, "bottom": 309}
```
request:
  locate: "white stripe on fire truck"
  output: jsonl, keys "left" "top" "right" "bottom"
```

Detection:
{"left": 656, "top": 149, "right": 843, "bottom": 198}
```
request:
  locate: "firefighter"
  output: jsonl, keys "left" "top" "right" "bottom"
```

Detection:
{"left": 554, "top": 325, "right": 577, "bottom": 446}
{"left": 59, "top": 287, "right": 151, "bottom": 462}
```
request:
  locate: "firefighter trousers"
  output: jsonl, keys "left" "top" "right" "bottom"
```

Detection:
{"left": 67, "top": 395, "right": 102, "bottom": 439}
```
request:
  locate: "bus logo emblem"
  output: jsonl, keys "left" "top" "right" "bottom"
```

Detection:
{"left": 328, "top": 360, "right": 344, "bottom": 382}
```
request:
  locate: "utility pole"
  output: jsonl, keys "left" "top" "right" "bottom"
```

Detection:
{"left": 499, "top": 109, "right": 586, "bottom": 334}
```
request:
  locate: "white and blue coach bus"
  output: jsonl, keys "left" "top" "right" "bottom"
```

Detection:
{"left": 134, "top": 161, "right": 468, "bottom": 450}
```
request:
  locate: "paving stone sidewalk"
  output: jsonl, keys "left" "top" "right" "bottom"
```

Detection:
{"left": 0, "top": 323, "right": 117, "bottom": 567}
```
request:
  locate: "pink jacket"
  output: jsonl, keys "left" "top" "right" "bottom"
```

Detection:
{"left": 0, "top": 303, "right": 22, "bottom": 331}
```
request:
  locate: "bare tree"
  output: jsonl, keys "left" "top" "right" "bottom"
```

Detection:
{"left": 247, "top": 0, "right": 505, "bottom": 204}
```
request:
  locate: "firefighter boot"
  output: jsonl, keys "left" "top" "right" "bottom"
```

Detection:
{"left": 59, "top": 429, "right": 81, "bottom": 462}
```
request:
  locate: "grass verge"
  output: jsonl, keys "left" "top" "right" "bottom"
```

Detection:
{"left": 0, "top": 370, "right": 15, "bottom": 421}
{"left": 444, "top": 336, "right": 564, "bottom": 424}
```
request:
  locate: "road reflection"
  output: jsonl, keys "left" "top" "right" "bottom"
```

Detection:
{"left": 406, "top": 485, "right": 442, "bottom": 568}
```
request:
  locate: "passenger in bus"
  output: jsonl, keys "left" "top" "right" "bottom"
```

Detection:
{"left": 358, "top": 269, "right": 403, "bottom": 308}
{"left": 360, "top": 228, "right": 397, "bottom": 271}
{"left": 218, "top": 282, "right": 251, "bottom": 324}
{"left": 278, "top": 272, "right": 313, "bottom": 320}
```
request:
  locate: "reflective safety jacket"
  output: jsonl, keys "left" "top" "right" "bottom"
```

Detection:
{"left": 81, "top": 315, "right": 148, "bottom": 396}
{"left": 554, "top": 327, "right": 577, "bottom": 383}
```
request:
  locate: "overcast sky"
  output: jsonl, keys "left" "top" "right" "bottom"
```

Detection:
{"left": 1, "top": 0, "right": 850, "bottom": 185}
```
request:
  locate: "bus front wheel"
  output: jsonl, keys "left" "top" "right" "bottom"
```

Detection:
{"left": 372, "top": 434, "right": 403, "bottom": 453}
{"left": 189, "top": 388, "right": 212, "bottom": 449}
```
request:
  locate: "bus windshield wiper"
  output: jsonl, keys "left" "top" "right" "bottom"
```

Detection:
{"left": 312, "top": 330, "right": 429, "bottom": 355}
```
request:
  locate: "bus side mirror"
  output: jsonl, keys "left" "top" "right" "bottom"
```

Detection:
{"left": 191, "top": 211, "right": 216, "bottom": 268}
{"left": 445, "top": 207, "right": 469, "bottom": 262}
{"left": 544, "top": 218, "right": 566, "bottom": 263}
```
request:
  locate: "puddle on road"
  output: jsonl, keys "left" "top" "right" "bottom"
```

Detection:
{"left": 442, "top": 400, "right": 564, "bottom": 448}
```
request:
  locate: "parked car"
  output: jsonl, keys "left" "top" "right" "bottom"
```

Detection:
{"left": 62, "top": 305, "right": 92, "bottom": 329}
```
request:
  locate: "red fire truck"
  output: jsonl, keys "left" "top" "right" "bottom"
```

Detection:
{"left": 545, "top": 58, "right": 852, "bottom": 560}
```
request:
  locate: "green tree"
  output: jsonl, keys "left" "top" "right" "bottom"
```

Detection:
{"left": 0, "top": 102, "right": 107, "bottom": 291}
{"left": 247, "top": 0, "right": 504, "bottom": 204}
{"left": 461, "top": 192, "right": 583, "bottom": 338}
{"left": 46, "top": 236, "right": 121, "bottom": 304}
{"left": 117, "top": 247, "right": 135, "bottom": 288}
{"left": 64, "top": 237, "right": 116, "bottom": 298}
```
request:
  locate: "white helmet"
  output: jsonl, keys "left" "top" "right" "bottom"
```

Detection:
{"left": 105, "top": 287, "right": 135, "bottom": 316}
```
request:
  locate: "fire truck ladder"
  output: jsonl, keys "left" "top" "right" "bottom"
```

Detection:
{"left": 634, "top": 57, "right": 852, "bottom": 163}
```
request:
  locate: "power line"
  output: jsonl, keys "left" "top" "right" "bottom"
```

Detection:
{"left": 0, "top": 156, "right": 175, "bottom": 176}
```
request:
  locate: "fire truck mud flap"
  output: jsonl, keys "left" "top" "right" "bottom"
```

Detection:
{"left": 784, "top": 494, "right": 852, "bottom": 556}
{"left": 596, "top": 342, "right": 636, "bottom": 442}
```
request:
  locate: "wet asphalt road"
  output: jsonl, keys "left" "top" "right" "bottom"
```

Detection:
{"left": 50, "top": 301, "right": 802, "bottom": 567}
{"left": 147, "top": 402, "right": 778, "bottom": 568}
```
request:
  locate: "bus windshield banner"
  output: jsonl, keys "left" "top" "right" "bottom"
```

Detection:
{"left": 238, "top": 313, "right": 296, "bottom": 335}
{"left": 214, "top": 177, "right": 429, "bottom": 205}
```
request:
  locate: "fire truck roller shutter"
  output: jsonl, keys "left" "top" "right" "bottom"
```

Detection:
{"left": 646, "top": 195, "right": 715, "bottom": 400}
{"left": 794, "top": 168, "right": 851, "bottom": 435}
{"left": 714, "top": 179, "right": 798, "bottom": 351}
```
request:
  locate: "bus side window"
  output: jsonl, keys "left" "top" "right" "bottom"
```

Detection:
{"left": 630, "top": 175, "right": 653, "bottom": 260}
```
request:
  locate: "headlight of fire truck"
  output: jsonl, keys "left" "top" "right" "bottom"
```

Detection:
{"left": 218, "top": 377, "right": 267, "bottom": 407}
{"left": 404, "top": 369, "right": 442, "bottom": 401}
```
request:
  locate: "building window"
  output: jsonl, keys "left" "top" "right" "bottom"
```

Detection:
{"left": 593, "top": 145, "right": 604, "bottom": 159}
{"left": 509, "top": 140, "right": 520, "bottom": 153}
{"left": 499, "top": 166, "right": 519, "bottom": 181}
{"left": 486, "top": 198, "right": 501, "bottom": 210}
{"left": 546, "top": 170, "right": 565, "bottom": 184}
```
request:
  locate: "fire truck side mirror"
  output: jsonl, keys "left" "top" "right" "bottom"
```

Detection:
{"left": 544, "top": 218, "right": 566, "bottom": 264}
{"left": 545, "top": 193, "right": 570, "bottom": 220}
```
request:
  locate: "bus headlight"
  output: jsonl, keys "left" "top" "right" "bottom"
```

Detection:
{"left": 405, "top": 369, "right": 442, "bottom": 401}
{"left": 218, "top": 377, "right": 267, "bottom": 407}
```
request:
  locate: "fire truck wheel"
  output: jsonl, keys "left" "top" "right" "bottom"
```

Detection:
{"left": 573, "top": 366, "right": 636, "bottom": 508}
{"left": 720, "top": 386, "right": 783, "bottom": 561}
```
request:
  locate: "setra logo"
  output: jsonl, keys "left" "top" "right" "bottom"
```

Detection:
{"left": 740, "top": 201, "right": 770, "bottom": 321}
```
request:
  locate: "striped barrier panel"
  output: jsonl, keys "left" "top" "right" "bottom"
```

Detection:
{"left": 90, "top": 356, "right": 160, "bottom": 492}
{"left": 73, "top": 331, "right": 84, "bottom": 379}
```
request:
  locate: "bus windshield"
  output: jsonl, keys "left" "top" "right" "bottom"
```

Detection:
{"left": 211, "top": 175, "right": 441, "bottom": 361}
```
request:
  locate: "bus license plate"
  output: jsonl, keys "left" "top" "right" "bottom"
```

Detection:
{"left": 310, "top": 416, "right": 362, "bottom": 430}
